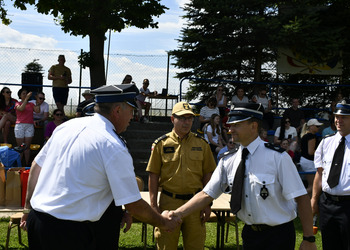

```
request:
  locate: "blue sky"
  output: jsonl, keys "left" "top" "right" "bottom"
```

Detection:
{"left": 0, "top": 0, "right": 188, "bottom": 54}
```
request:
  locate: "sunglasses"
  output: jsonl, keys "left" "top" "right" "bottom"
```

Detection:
{"left": 285, "top": 120, "right": 290, "bottom": 123}
{"left": 228, "top": 141, "right": 234, "bottom": 144}
{"left": 217, "top": 89, "right": 223, "bottom": 91}
{"left": 55, "top": 113, "right": 63, "bottom": 116}
{"left": 4, "top": 91, "right": 11, "bottom": 94}
{"left": 38, "top": 97, "right": 45, "bottom": 100}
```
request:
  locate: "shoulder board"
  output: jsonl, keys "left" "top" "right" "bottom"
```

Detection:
{"left": 264, "top": 143, "right": 285, "bottom": 153}
{"left": 153, "top": 134, "right": 168, "bottom": 145}
{"left": 324, "top": 133, "right": 336, "bottom": 139}
{"left": 219, "top": 147, "right": 239, "bottom": 160}
{"left": 193, "top": 132, "right": 209, "bottom": 144}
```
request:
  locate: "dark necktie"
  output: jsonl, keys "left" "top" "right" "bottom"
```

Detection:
{"left": 230, "top": 148, "right": 249, "bottom": 214}
{"left": 327, "top": 137, "right": 346, "bottom": 188}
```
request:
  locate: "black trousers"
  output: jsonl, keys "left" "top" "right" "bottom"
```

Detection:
{"left": 27, "top": 202, "right": 123, "bottom": 250}
{"left": 319, "top": 193, "right": 350, "bottom": 250}
{"left": 242, "top": 221, "right": 295, "bottom": 250}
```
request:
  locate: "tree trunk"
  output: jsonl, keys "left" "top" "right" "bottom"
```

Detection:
{"left": 89, "top": 32, "right": 106, "bottom": 89}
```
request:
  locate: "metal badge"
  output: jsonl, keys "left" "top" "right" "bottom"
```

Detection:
{"left": 260, "top": 184, "right": 269, "bottom": 200}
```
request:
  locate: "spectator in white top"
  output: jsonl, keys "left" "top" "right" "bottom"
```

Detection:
{"left": 231, "top": 85, "right": 249, "bottom": 106}
{"left": 252, "top": 87, "right": 274, "bottom": 130}
{"left": 135, "top": 79, "right": 157, "bottom": 123}
{"left": 274, "top": 116, "right": 298, "bottom": 145}
{"left": 204, "top": 113, "right": 224, "bottom": 154}
{"left": 199, "top": 97, "right": 219, "bottom": 130}
{"left": 29, "top": 91, "right": 49, "bottom": 128}
{"left": 214, "top": 85, "right": 227, "bottom": 118}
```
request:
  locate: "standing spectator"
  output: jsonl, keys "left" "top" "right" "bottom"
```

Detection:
{"left": 146, "top": 101, "right": 216, "bottom": 250}
{"left": 44, "top": 109, "right": 65, "bottom": 141}
{"left": 214, "top": 85, "right": 227, "bottom": 118}
{"left": 0, "top": 87, "right": 17, "bottom": 143}
{"left": 15, "top": 88, "right": 40, "bottom": 166}
{"left": 274, "top": 116, "right": 298, "bottom": 145}
{"left": 231, "top": 85, "right": 249, "bottom": 106}
{"left": 283, "top": 98, "right": 305, "bottom": 134}
{"left": 135, "top": 79, "right": 157, "bottom": 123}
{"left": 199, "top": 97, "right": 220, "bottom": 130}
{"left": 300, "top": 118, "right": 323, "bottom": 195}
{"left": 322, "top": 115, "right": 337, "bottom": 137}
{"left": 76, "top": 90, "right": 95, "bottom": 117}
{"left": 29, "top": 92, "right": 49, "bottom": 127}
{"left": 170, "top": 103, "right": 316, "bottom": 250}
{"left": 48, "top": 55, "right": 72, "bottom": 116}
{"left": 20, "top": 84, "right": 180, "bottom": 249}
{"left": 204, "top": 113, "right": 225, "bottom": 155}
{"left": 252, "top": 87, "right": 274, "bottom": 130}
{"left": 311, "top": 99, "right": 350, "bottom": 250}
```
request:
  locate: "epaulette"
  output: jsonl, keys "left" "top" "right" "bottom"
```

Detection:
{"left": 153, "top": 134, "right": 168, "bottom": 145}
{"left": 264, "top": 143, "right": 285, "bottom": 153}
{"left": 219, "top": 147, "right": 239, "bottom": 160}
{"left": 193, "top": 132, "right": 209, "bottom": 144}
{"left": 324, "top": 133, "right": 336, "bottom": 139}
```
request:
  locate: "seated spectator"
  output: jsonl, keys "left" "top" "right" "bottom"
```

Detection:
{"left": 280, "top": 138, "right": 296, "bottom": 160}
{"left": 252, "top": 87, "right": 274, "bottom": 130}
{"left": 214, "top": 85, "right": 227, "bottom": 118}
{"left": 199, "top": 96, "right": 219, "bottom": 130}
{"left": 204, "top": 113, "right": 224, "bottom": 154}
{"left": 330, "top": 90, "right": 343, "bottom": 113}
{"left": 135, "top": 79, "right": 157, "bottom": 123}
{"left": 45, "top": 109, "right": 65, "bottom": 142}
{"left": 231, "top": 85, "right": 249, "bottom": 106}
{"left": 217, "top": 137, "right": 238, "bottom": 160}
{"left": 283, "top": 98, "right": 305, "bottom": 134}
{"left": 15, "top": 88, "right": 40, "bottom": 166}
{"left": 299, "top": 118, "right": 323, "bottom": 195}
{"left": 0, "top": 87, "right": 17, "bottom": 143}
{"left": 29, "top": 91, "right": 49, "bottom": 127}
{"left": 76, "top": 90, "right": 95, "bottom": 117}
{"left": 259, "top": 127, "right": 269, "bottom": 142}
{"left": 122, "top": 74, "right": 134, "bottom": 84}
{"left": 274, "top": 116, "right": 297, "bottom": 145}
{"left": 322, "top": 115, "right": 337, "bottom": 137}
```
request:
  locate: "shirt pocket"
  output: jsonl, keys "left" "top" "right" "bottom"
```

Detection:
{"left": 250, "top": 173, "right": 276, "bottom": 199}
{"left": 186, "top": 152, "right": 204, "bottom": 176}
{"left": 162, "top": 152, "right": 179, "bottom": 164}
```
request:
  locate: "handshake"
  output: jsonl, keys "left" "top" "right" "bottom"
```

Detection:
{"left": 160, "top": 210, "right": 182, "bottom": 232}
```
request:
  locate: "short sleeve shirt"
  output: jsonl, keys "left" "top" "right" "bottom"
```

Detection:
{"left": 199, "top": 106, "right": 220, "bottom": 120}
{"left": 146, "top": 131, "right": 216, "bottom": 194}
{"left": 274, "top": 126, "right": 297, "bottom": 140}
{"left": 204, "top": 137, "right": 306, "bottom": 226}
{"left": 29, "top": 100, "right": 49, "bottom": 120}
{"left": 136, "top": 87, "right": 150, "bottom": 102}
{"left": 31, "top": 114, "right": 141, "bottom": 221}
{"left": 15, "top": 101, "right": 35, "bottom": 124}
{"left": 49, "top": 64, "right": 72, "bottom": 88}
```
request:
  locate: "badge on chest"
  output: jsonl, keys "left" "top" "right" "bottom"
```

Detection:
{"left": 260, "top": 182, "right": 269, "bottom": 200}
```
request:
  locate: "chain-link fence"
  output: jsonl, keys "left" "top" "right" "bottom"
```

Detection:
{"left": 0, "top": 46, "right": 180, "bottom": 116}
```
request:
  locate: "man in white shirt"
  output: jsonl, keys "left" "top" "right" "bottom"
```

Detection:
{"left": 170, "top": 103, "right": 316, "bottom": 250}
{"left": 20, "top": 84, "right": 181, "bottom": 250}
{"left": 29, "top": 92, "right": 49, "bottom": 127}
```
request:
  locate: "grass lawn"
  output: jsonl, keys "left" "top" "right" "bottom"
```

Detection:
{"left": 0, "top": 217, "right": 322, "bottom": 249}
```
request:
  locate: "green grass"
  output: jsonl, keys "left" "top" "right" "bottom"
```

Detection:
{"left": 0, "top": 217, "right": 322, "bottom": 249}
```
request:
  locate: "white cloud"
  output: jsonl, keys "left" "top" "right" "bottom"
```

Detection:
{"left": 0, "top": 24, "right": 57, "bottom": 49}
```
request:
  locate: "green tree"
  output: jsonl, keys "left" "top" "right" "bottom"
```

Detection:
{"left": 1, "top": 0, "right": 167, "bottom": 88}
{"left": 171, "top": 0, "right": 350, "bottom": 104}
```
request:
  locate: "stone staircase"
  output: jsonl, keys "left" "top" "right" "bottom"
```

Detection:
{"left": 120, "top": 118, "right": 174, "bottom": 190}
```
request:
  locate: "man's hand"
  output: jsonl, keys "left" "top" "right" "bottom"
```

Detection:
{"left": 20, "top": 213, "right": 29, "bottom": 231}
{"left": 299, "top": 240, "right": 317, "bottom": 250}
{"left": 310, "top": 197, "right": 319, "bottom": 216}
{"left": 120, "top": 211, "right": 133, "bottom": 233}
{"left": 200, "top": 205, "right": 211, "bottom": 224}
{"left": 161, "top": 210, "right": 182, "bottom": 232}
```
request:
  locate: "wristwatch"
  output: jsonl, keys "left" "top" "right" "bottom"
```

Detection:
{"left": 303, "top": 236, "right": 316, "bottom": 243}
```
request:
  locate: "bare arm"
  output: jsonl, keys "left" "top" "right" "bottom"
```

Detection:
{"left": 308, "top": 138, "right": 316, "bottom": 156}
{"left": 16, "top": 92, "right": 32, "bottom": 111}
{"left": 295, "top": 194, "right": 317, "bottom": 250}
{"left": 173, "top": 191, "right": 213, "bottom": 219}
{"left": 311, "top": 168, "right": 323, "bottom": 215}
{"left": 148, "top": 172, "right": 160, "bottom": 213}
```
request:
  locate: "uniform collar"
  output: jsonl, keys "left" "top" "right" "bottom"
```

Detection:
{"left": 170, "top": 129, "right": 191, "bottom": 141}
{"left": 242, "top": 136, "right": 261, "bottom": 155}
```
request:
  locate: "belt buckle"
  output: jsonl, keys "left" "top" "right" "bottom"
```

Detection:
{"left": 251, "top": 225, "right": 261, "bottom": 232}
{"left": 333, "top": 196, "right": 340, "bottom": 202}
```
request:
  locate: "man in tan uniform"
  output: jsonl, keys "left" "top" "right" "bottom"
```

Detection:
{"left": 147, "top": 102, "right": 216, "bottom": 249}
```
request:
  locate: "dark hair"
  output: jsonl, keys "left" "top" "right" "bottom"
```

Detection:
{"left": 36, "top": 91, "right": 45, "bottom": 97}
{"left": 278, "top": 116, "right": 290, "bottom": 141}
{"left": 53, "top": 109, "right": 61, "bottom": 115}
{"left": 248, "top": 117, "right": 262, "bottom": 132}
{"left": 207, "top": 96, "right": 217, "bottom": 107}
{"left": 209, "top": 113, "right": 221, "bottom": 137}
{"left": 17, "top": 88, "right": 28, "bottom": 99}
{"left": 0, "top": 87, "right": 10, "bottom": 110}
{"left": 235, "top": 85, "right": 245, "bottom": 94}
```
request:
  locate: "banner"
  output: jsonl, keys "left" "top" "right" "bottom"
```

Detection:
{"left": 277, "top": 48, "right": 342, "bottom": 75}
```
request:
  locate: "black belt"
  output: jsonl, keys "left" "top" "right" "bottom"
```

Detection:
{"left": 249, "top": 224, "right": 274, "bottom": 232}
{"left": 325, "top": 192, "right": 350, "bottom": 202}
{"left": 162, "top": 189, "right": 199, "bottom": 200}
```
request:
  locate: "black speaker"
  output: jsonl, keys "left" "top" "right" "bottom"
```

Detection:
{"left": 21, "top": 73, "right": 43, "bottom": 95}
